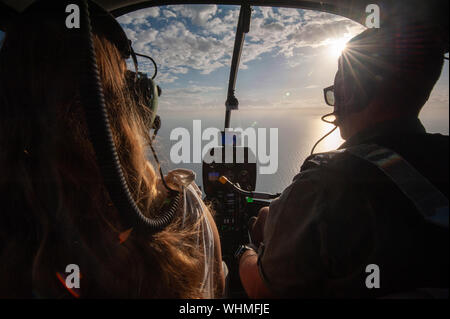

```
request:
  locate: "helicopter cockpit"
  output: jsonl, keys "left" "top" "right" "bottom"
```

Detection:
{"left": 0, "top": 0, "right": 448, "bottom": 299}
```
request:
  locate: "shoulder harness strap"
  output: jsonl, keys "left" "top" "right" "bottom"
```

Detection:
{"left": 304, "top": 144, "right": 449, "bottom": 228}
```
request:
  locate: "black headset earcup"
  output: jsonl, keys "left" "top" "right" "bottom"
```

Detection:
{"left": 152, "top": 115, "right": 161, "bottom": 131}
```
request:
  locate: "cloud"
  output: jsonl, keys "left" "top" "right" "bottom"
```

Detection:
{"left": 162, "top": 9, "right": 177, "bottom": 19}
{"left": 277, "top": 8, "right": 300, "bottom": 17}
{"left": 119, "top": 6, "right": 364, "bottom": 84}
{"left": 238, "top": 8, "right": 364, "bottom": 68}
{"left": 259, "top": 7, "right": 277, "bottom": 20}
{"left": 169, "top": 5, "right": 218, "bottom": 26}
{"left": 152, "top": 21, "right": 231, "bottom": 75}
{"left": 126, "top": 27, "right": 159, "bottom": 52}
{"left": 156, "top": 72, "right": 179, "bottom": 84}
{"left": 289, "top": 19, "right": 359, "bottom": 46}
{"left": 261, "top": 22, "right": 285, "bottom": 32}
{"left": 117, "top": 7, "right": 160, "bottom": 26}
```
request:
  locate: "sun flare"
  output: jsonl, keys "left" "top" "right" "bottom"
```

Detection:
{"left": 329, "top": 37, "right": 350, "bottom": 58}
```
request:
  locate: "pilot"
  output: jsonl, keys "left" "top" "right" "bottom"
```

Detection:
{"left": 238, "top": 26, "right": 449, "bottom": 298}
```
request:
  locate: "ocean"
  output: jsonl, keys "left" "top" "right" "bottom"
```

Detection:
{"left": 153, "top": 107, "right": 449, "bottom": 194}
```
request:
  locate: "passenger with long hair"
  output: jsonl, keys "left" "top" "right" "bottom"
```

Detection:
{"left": 0, "top": 2, "right": 224, "bottom": 298}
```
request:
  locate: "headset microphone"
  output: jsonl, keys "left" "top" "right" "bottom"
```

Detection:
{"left": 321, "top": 112, "right": 339, "bottom": 125}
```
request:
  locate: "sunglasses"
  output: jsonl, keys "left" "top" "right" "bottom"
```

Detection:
{"left": 323, "top": 85, "right": 335, "bottom": 106}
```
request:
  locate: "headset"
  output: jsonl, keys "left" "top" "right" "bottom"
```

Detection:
{"left": 126, "top": 50, "right": 162, "bottom": 133}
{"left": 17, "top": 0, "right": 180, "bottom": 234}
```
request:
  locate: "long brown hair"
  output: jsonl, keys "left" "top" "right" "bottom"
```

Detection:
{"left": 0, "top": 10, "right": 209, "bottom": 298}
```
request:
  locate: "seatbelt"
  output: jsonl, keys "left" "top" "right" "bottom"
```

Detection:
{"left": 344, "top": 144, "right": 449, "bottom": 228}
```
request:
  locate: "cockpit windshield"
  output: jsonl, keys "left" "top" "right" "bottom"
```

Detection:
{"left": 117, "top": 5, "right": 449, "bottom": 194}
{"left": 118, "top": 6, "right": 367, "bottom": 111}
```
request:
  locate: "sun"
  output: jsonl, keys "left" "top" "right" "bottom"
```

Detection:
{"left": 329, "top": 37, "right": 350, "bottom": 58}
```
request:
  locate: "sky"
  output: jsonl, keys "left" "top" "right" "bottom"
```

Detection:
{"left": 116, "top": 5, "right": 449, "bottom": 112}
{"left": 0, "top": 5, "right": 447, "bottom": 112}
{"left": 117, "top": 5, "right": 366, "bottom": 110}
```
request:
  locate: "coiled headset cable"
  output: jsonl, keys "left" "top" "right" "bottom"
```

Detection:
{"left": 78, "top": 0, "right": 180, "bottom": 234}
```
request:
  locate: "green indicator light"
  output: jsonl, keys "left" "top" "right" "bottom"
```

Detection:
{"left": 246, "top": 197, "right": 254, "bottom": 203}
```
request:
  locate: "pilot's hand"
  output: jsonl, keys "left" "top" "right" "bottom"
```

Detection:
{"left": 249, "top": 206, "right": 269, "bottom": 246}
